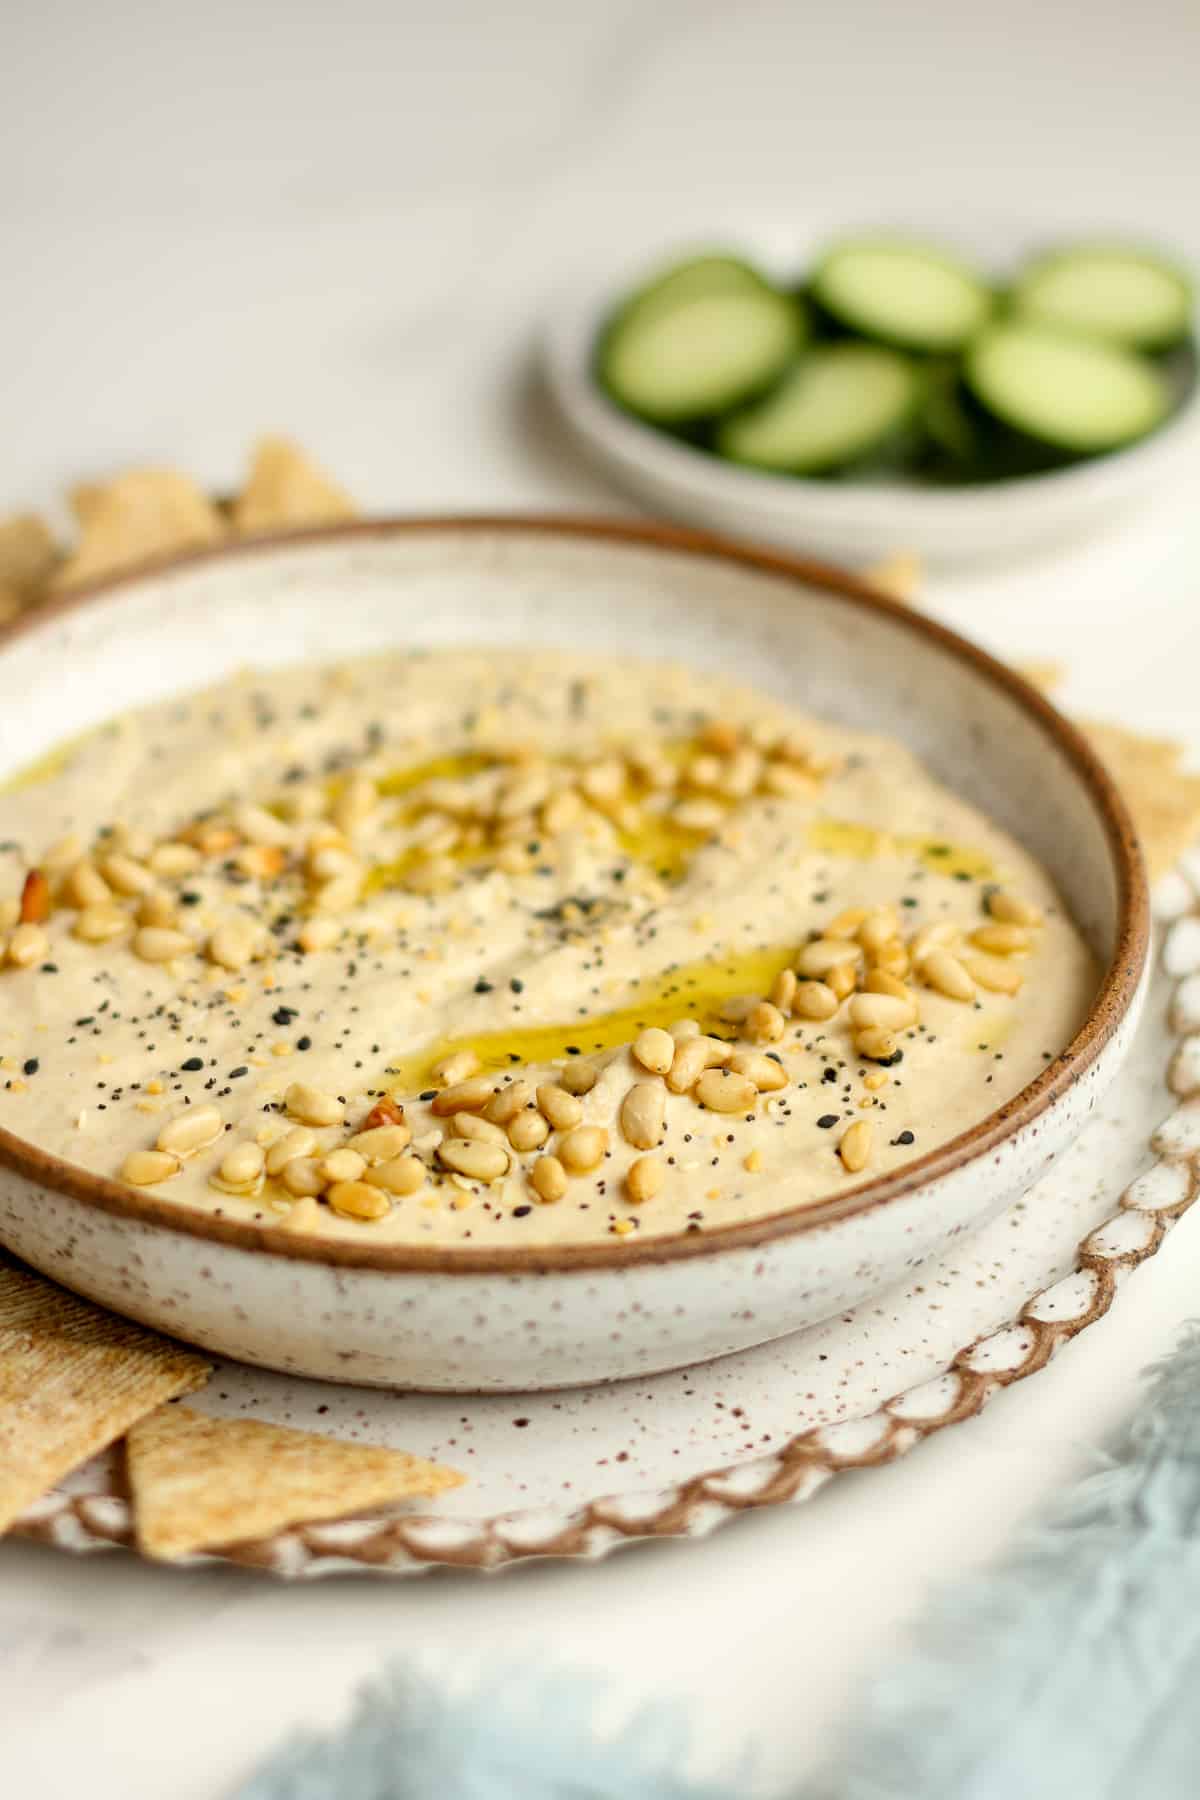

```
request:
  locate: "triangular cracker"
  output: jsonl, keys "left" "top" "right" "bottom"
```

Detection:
{"left": 126, "top": 1405, "right": 463, "bottom": 1560}
{"left": 1081, "top": 719, "right": 1200, "bottom": 880}
{"left": 231, "top": 436, "right": 356, "bottom": 536}
{"left": 0, "top": 512, "right": 59, "bottom": 605}
{"left": 0, "top": 1262, "right": 209, "bottom": 1532}
{"left": 55, "top": 469, "right": 225, "bottom": 589}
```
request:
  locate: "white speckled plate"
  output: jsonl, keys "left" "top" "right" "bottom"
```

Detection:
{"left": 13, "top": 864, "right": 1200, "bottom": 1576}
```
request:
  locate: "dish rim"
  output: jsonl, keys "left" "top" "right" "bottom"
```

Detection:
{"left": 0, "top": 513, "right": 1151, "bottom": 1274}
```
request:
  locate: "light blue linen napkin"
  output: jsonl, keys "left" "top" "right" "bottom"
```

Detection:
{"left": 234, "top": 1329, "right": 1200, "bottom": 1800}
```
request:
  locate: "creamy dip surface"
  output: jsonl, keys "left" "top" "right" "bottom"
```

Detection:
{"left": 0, "top": 650, "right": 1096, "bottom": 1249}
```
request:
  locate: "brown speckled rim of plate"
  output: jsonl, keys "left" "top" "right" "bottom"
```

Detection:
{"left": 0, "top": 514, "right": 1151, "bottom": 1275}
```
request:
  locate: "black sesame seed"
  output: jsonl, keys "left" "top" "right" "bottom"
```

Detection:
{"left": 296, "top": 1036, "right": 312, "bottom": 1051}
{"left": 181, "top": 1057, "right": 204, "bottom": 1072}
{"left": 817, "top": 1114, "right": 838, "bottom": 1129}
{"left": 474, "top": 978, "right": 494, "bottom": 994}
{"left": 509, "top": 978, "right": 524, "bottom": 994}
{"left": 229, "top": 1066, "right": 249, "bottom": 1079}
{"left": 272, "top": 1006, "right": 298, "bottom": 1026}
{"left": 892, "top": 1130, "right": 916, "bottom": 1146}
{"left": 22, "top": 1058, "right": 39, "bottom": 1076}
{"left": 512, "top": 1205, "right": 532, "bottom": 1218}
{"left": 419, "top": 1089, "right": 437, "bottom": 1102}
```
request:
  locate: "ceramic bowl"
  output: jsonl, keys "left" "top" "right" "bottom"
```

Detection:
{"left": 0, "top": 518, "right": 1150, "bottom": 1391}
{"left": 542, "top": 225, "right": 1200, "bottom": 565}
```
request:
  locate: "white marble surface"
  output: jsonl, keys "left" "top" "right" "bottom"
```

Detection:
{"left": 3, "top": 1, "right": 1200, "bottom": 1793}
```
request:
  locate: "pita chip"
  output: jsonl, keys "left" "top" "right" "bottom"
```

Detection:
{"left": 0, "top": 1262, "right": 210, "bottom": 1533}
{"left": 1080, "top": 719, "right": 1200, "bottom": 880}
{"left": 231, "top": 436, "right": 357, "bottom": 536}
{"left": 0, "top": 512, "right": 59, "bottom": 607}
{"left": 55, "top": 468, "right": 224, "bottom": 590}
{"left": 127, "top": 1404, "right": 464, "bottom": 1560}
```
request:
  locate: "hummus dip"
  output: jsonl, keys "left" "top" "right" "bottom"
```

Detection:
{"left": 0, "top": 650, "right": 1095, "bottom": 1247}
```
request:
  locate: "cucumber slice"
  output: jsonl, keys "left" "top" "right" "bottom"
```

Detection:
{"left": 610, "top": 252, "right": 768, "bottom": 327}
{"left": 810, "top": 237, "right": 993, "bottom": 353}
{"left": 1013, "top": 244, "right": 1193, "bottom": 351}
{"left": 715, "top": 343, "right": 919, "bottom": 474}
{"left": 965, "top": 323, "right": 1171, "bottom": 455}
{"left": 598, "top": 283, "right": 805, "bottom": 426}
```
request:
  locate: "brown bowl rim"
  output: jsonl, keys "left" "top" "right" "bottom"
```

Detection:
{"left": 0, "top": 513, "right": 1151, "bottom": 1275}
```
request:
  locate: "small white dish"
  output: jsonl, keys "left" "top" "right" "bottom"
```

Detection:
{"left": 541, "top": 224, "right": 1200, "bottom": 565}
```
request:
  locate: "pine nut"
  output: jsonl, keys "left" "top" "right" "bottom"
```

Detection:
{"left": 633, "top": 1026, "right": 675, "bottom": 1076}
{"left": 121, "top": 1149, "right": 181, "bottom": 1186}
{"left": 322, "top": 1148, "right": 367, "bottom": 1183}
{"left": 327, "top": 1179, "right": 390, "bottom": 1220}
{"left": 508, "top": 1108, "right": 550, "bottom": 1152}
{"left": 366, "top": 1154, "right": 426, "bottom": 1195}
{"left": 987, "top": 888, "right": 1043, "bottom": 927}
{"left": 699, "top": 719, "right": 740, "bottom": 755}
{"left": 769, "top": 968, "right": 797, "bottom": 1012}
{"left": 792, "top": 979, "right": 839, "bottom": 1021}
{"left": 281, "top": 1157, "right": 325, "bottom": 1197}
{"left": 312, "top": 870, "right": 363, "bottom": 914}
{"left": 864, "top": 969, "right": 917, "bottom": 1009}
{"left": 73, "top": 904, "right": 130, "bottom": 944}
{"left": 219, "top": 1142, "right": 266, "bottom": 1187}
{"left": 134, "top": 926, "right": 194, "bottom": 964}
{"left": 331, "top": 775, "right": 377, "bottom": 835}
{"left": 7, "top": 923, "right": 48, "bottom": 967}
{"left": 858, "top": 910, "right": 900, "bottom": 954}
{"left": 839, "top": 1119, "right": 872, "bottom": 1173}
{"left": 43, "top": 833, "right": 83, "bottom": 873}
{"left": 101, "top": 852, "right": 156, "bottom": 896}
{"left": 669, "top": 1018, "right": 701, "bottom": 1040}
{"left": 437, "top": 1136, "right": 510, "bottom": 1182}
{"left": 828, "top": 962, "right": 857, "bottom": 1000}
{"left": 874, "top": 941, "right": 910, "bottom": 978}
{"left": 157, "top": 1105, "right": 223, "bottom": 1157}
{"left": 760, "top": 762, "right": 814, "bottom": 798}
{"left": 284, "top": 1082, "right": 344, "bottom": 1127}
{"left": 855, "top": 1026, "right": 898, "bottom": 1062}
{"left": 309, "top": 843, "right": 358, "bottom": 881}
{"left": 541, "top": 789, "right": 586, "bottom": 834}
{"left": 728, "top": 1050, "right": 788, "bottom": 1092}
{"left": 910, "top": 920, "right": 961, "bottom": 964}
{"left": 431, "top": 1048, "right": 480, "bottom": 1086}
{"left": 453, "top": 1111, "right": 509, "bottom": 1145}
{"left": 276, "top": 1195, "right": 323, "bottom": 1232}
{"left": 530, "top": 1155, "right": 568, "bottom": 1203}
{"left": 559, "top": 1060, "right": 599, "bottom": 1096}
{"left": 970, "top": 924, "right": 1031, "bottom": 956}
{"left": 746, "top": 1001, "right": 785, "bottom": 1044}
{"left": 848, "top": 993, "right": 913, "bottom": 1031}
{"left": 666, "top": 1035, "right": 730, "bottom": 1093}
{"left": 796, "top": 938, "right": 863, "bottom": 978}
{"left": 686, "top": 753, "right": 724, "bottom": 792}
{"left": 482, "top": 1079, "right": 534, "bottom": 1125}
{"left": 148, "top": 841, "right": 202, "bottom": 879}
{"left": 346, "top": 1123, "right": 412, "bottom": 1161}
{"left": 718, "top": 995, "right": 758, "bottom": 1023}
{"left": 298, "top": 917, "right": 340, "bottom": 953}
{"left": 673, "top": 798, "right": 725, "bottom": 832}
{"left": 431, "top": 1075, "right": 497, "bottom": 1116}
{"left": 265, "top": 1127, "right": 318, "bottom": 1174}
{"left": 826, "top": 906, "right": 868, "bottom": 939}
{"left": 626, "top": 1155, "right": 664, "bottom": 1204}
{"left": 233, "top": 801, "right": 293, "bottom": 847}
{"left": 695, "top": 1068, "right": 756, "bottom": 1113}
{"left": 961, "top": 950, "right": 1024, "bottom": 995}
{"left": 63, "top": 860, "right": 112, "bottom": 909}
{"left": 207, "top": 918, "right": 264, "bottom": 970}
{"left": 137, "top": 890, "right": 178, "bottom": 929}
{"left": 620, "top": 1081, "right": 666, "bottom": 1150}
{"left": 921, "top": 947, "right": 975, "bottom": 1002}
{"left": 536, "top": 1083, "right": 583, "bottom": 1131}
{"left": 558, "top": 1125, "right": 608, "bottom": 1174}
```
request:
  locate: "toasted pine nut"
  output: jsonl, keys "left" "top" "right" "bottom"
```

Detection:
{"left": 855, "top": 1026, "right": 898, "bottom": 1062}
{"left": 673, "top": 798, "right": 725, "bottom": 832}
{"left": 430, "top": 1048, "right": 480, "bottom": 1086}
{"left": 620, "top": 1081, "right": 666, "bottom": 1150}
{"left": 437, "top": 1136, "right": 509, "bottom": 1182}
{"left": 558, "top": 1125, "right": 608, "bottom": 1174}
{"left": 695, "top": 1068, "right": 756, "bottom": 1113}
{"left": 970, "top": 924, "right": 1031, "bottom": 956}
{"left": 331, "top": 775, "right": 377, "bottom": 835}
{"left": 746, "top": 1001, "right": 785, "bottom": 1044}
{"left": 792, "top": 979, "right": 839, "bottom": 1021}
{"left": 508, "top": 1108, "right": 550, "bottom": 1152}
{"left": 769, "top": 968, "right": 797, "bottom": 1012}
{"left": 233, "top": 801, "right": 293, "bottom": 847}
{"left": 101, "top": 852, "right": 156, "bottom": 897}
{"left": 826, "top": 906, "right": 868, "bottom": 939}
{"left": 986, "top": 888, "right": 1043, "bottom": 927}
{"left": 322, "top": 1148, "right": 367, "bottom": 1183}
{"left": 219, "top": 1141, "right": 265, "bottom": 1187}
{"left": 718, "top": 996, "right": 758, "bottom": 1024}
{"left": 699, "top": 719, "right": 740, "bottom": 755}
{"left": 275, "top": 1195, "right": 323, "bottom": 1232}
{"left": 312, "top": 869, "right": 363, "bottom": 914}
{"left": 265, "top": 1126, "right": 318, "bottom": 1175}
{"left": 366, "top": 1154, "right": 426, "bottom": 1195}
{"left": 666, "top": 1035, "right": 731, "bottom": 1094}
{"left": 760, "top": 761, "right": 814, "bottom": 798}
{"left": 207, "top": 918, "right": 264, "bottom": 970}
{"left": 346, "top": 1123, "right": 412, "bottom": 1161}
{"left": 284, "top": 1082, "right": 344, "bottom": 1127}
{"left": 63, "top": 860, "right": 112, "bottom": 909}
{"left": 858, "top": 910, "right": 900, "bottom": 954}
{"left": 7, "top": 923, "right": 48, "bottom": 967}
{"left": 297, "top": 917, "right": 340, "bottom": 954}
{"left": 828, "top": 961, "right": 858, "bottom": 1000}
{"left": 848, "top": 993, "right": 913, "bottom": 1031}
{"left": 839, "top": 1119, "right": 873, "bottom": 1173}
{"left": 530, "top": 1154, "right": 568, "bottom": 1203}
{"left": 536, "top": 1083, "right": 583, "bottom": 1131}
{"left": 72, "top": 904, "right": 128, "bottom": 943}
{"left": 864, "top": 969, "right": 917, "bottom": 1009}
{"left": 137, "top": 890, "right": 178, "bottom": 929}
{"left": 626, "top": 1155, "right": 664, "bottom": 1204}
{"left": 796, "top": 938, "right": 863, "bottom": 979}
{"left": 559, "top": 1059, "right": 598, "bottom": 1096}
{"left": 961, "top": 950, "right": 1024, "bottom": 995}
{"left": 148, "top": 841, "right": 202, "bottom": 878}
{"left": 669, "top": 1017, "right": 701, "bottom": 1041}
{"left": 910, "top": 920, "right": 961, "bottom": 964}
{"left": 482, "top": 1079, "right": 534, "bottom": 1125}
{"left": 121, "top": 1149, "right": 181, "bottom": 1186}
{"left": 42, "top": 834, "right": 83, "bottom": 874}
{"left": 281, "top": 1157, "right": 325, "bottom": 1197}
{"left": 431, "top": 1074, "right": 497, "bottom": 1116}
{"left": 728, "top": 1050, "right": 788, "bottom": 1092}
{"left": 327, "top": 1179, "right": 390, "bottom": 1220}
{"left": 157, "top": 1104, "right": 223, "bottom": 1157}
{"left": 134, "top": 926, "right": 194, "bottom": 964}
{"left": 453, "top": 1111, "right": 509, "bottom": 1145}
{"left": 921, "top": 947, "right": 975, "bottom": 1002}
{"left": 633, "top": 1026, "right": 675, "bottom": 1076}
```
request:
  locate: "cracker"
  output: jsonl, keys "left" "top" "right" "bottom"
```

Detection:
{"left": 0, "top": 513, "right": 59, "bottom": 608}
{"left": 1080, "top": 719, "right": 1200, "bottom": 879}
{"left": 863, "top": 550, "right": 923, "bottom": 604}
{"left": 231, "top": 436, "right": 357, "bottom": 536}
{"left": 55, "top": 469, "right": 225, "bottom": 590}
{"left": 1014, "top": 659, "right": 1066, "bottom": 694}
{"left": 0, "top": 1261, "right": 210, "bottom": 1533}
{"left": 126, "top": 1404, "right": 464, "bottom": 1560}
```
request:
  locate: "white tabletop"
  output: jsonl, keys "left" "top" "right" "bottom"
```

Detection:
{"left": 3, "top": 2, "right": 1199, "bottom": 1793}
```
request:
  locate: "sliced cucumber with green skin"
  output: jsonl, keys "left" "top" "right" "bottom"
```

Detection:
{"left": 965, "top": 322, "right": 1171, "bottom": 456}
{"left": 598, "top": 282, "right": 805, "bottom": 426}
{"left": 1013, "top": 245, "right": 1193, "bottom": 351}
{"left": 607, "top": 252, "right": 768, "bottom": 328}
{"left": 810, "top": 237, "right": 993, "bottom": 353}
{"left": 715, "top": 343, "right": 919, "bottom": 474}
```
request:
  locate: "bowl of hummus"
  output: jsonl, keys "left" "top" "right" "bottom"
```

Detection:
{"left": 0, "top": 518, "right": 1149, "bottom": 1390}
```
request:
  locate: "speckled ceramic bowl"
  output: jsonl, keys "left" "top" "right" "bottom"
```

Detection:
{"left": 0, "top": 519, "right": 1150, "bottom": 1391}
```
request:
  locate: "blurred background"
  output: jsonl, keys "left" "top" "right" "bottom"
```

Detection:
{"left": 2, "top": 2, "right": 1199, "bottom": 1794}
